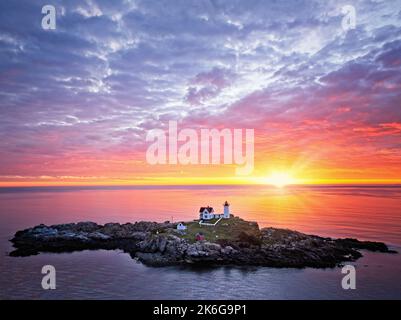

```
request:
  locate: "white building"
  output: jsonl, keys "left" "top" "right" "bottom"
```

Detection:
{"left": 176, "top": 222, "right": 187, "bottom": 231}
{"left": 199, "top": 206, "right": 215, "bottom": 220}
{"left": 223, "top": 201, "right": 230, "bottom": 218}
{"left": 199, "top": 201, "right": 231, "bottom": 220}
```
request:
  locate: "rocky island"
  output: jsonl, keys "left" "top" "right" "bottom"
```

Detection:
{"left": 9, "top": 216, "right": 396, "bottom": 268}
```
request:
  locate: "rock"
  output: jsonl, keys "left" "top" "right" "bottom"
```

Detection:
{"left": 203, "top": 242, "right": 222, "bottom": 251}
{"left": 185, "top": 241, "right": 222, "bottom": 263}
{"left": 130, "top": 231, "right": 148, "bottom": 241}
{"left": 30, "top": 226, "right": 59, "bottom": 238}
{"left": 100, "top": 223, "right": 123, "bottom": 237}
{"left": 88, "top": 231, "right": 110, "bottom": 240}
{"left": 221, "top": 246, "right": 236, "bottom": 255}
{"left": 97, "top": 222, "right": 162, "bottom": 238}
{"left": 74, "top": 222, "right": 100, "bottom": 232}
{"left": 138, "top": 237, "right": 156, "bottom": 253}
{"left": 165, "top": 236, "right": 188, "bottom": 257}
{"left": 49, "top": 222, "right": 100, "bottom": 233}
{"left": 137, "top": 234, "right": 187, "bottom": 257}
{"left": 334, "top": 238, "right": 395, "bottom": 253}
{"left": 186, "top": 244, "right": 201, "bottom": 257}
{"left": 158, "top": 236, "right": 167, "bottom": 253}
{"left": 59, "top": 232, "right": 89, "bottom": 241}
{"left": 132, "top": 221, "right": 167, "bottom": 232}
{"left": 50, "top": 223, "right": 76, "bottom": 231}
{"left": 9, "top": 220, "right": 397, "bottom": 268}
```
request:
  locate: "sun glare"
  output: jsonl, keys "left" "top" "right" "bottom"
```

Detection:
{"left": 265, "top": 172, "right": 296, "bottom": 188}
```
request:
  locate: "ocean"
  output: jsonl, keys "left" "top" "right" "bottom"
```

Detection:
{"left": 0, "top": 185, "right": 400, "bottom": 299}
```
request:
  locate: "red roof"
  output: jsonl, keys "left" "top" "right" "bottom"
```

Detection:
{"left": 199, "top": 206, "right": 214, "bottom": 213}
{"left": 196, "top": 234, "right": 205, "bottom": 241}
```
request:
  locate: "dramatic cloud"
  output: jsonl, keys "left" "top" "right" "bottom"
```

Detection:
{"left": 0, "top": 0, "right": 400, "bottom": 184}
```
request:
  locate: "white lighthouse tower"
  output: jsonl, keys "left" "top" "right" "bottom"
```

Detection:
{"left": 223, "top": 201, "right": 230, "bottom": 218}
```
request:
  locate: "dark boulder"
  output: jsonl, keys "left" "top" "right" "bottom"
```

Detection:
{"left": 9, "top": 220, "right": 396, "bottom": 268}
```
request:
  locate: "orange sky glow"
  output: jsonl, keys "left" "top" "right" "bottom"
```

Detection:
{"left": 1, "top": 2, "right": 401, "bottom": 187}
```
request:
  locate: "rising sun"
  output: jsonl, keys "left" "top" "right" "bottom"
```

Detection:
{"left": 264, "top": 172, "right": 296, "bottom": 188}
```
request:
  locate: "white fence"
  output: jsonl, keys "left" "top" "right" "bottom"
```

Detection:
{"left": 199, "top": 217, "right": 222, "bottom": 227}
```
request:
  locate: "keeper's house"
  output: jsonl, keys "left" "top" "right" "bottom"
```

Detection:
{"left": 199, "top": 201, "right": 231, "bottom": 220}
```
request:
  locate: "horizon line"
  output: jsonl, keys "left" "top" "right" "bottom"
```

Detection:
{"left": 1, "top": 182, "right": 401, "bottom": 189}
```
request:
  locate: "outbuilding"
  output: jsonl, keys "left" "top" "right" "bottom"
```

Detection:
{"left": 176, "top": 222, "right": 187, "bottom": 231}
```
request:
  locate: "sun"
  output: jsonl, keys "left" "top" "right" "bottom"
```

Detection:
{"left": 264, "top": 172, "right": 296, "bottom": 188}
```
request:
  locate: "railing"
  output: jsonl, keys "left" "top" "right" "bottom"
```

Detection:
{"left": 199, "top": 217, "right": 222, "bottom": 227}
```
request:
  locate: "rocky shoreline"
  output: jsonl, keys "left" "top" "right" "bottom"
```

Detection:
{"left": 9, "top": 218, "right": 397, "bottom": 268}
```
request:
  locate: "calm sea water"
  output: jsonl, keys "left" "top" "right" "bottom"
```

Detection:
{"left": 0, "top": 185, "right": 400, "bottom": 299}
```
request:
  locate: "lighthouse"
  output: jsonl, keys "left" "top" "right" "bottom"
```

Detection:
{"left": 223, "top": 201, "right": 230, "bottom": 218}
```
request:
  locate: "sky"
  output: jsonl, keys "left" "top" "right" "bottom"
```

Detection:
{"left": 0, "top": 0, "right": 401, "bottom": 186}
